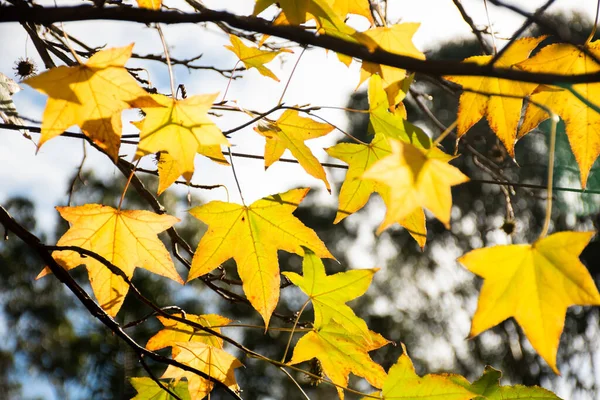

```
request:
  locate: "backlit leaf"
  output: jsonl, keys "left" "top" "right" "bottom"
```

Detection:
{"left": 225, "top": 34, "right": 291, "bottom": 82}
{"left": 289, "top": 320, "right": 388, "bottom": 400}
{"left": 445, "top": 36, "right": 546, "bottom": 156}
{"left": 376, "top": 345, "right": 475, "bottom": 400}
{"left": 363, "top": 139, "right": 468, "bottom": 231}
{"left": 147, "top": 314, "right": 232, "bottom": 354}
{"left": 517, "top": 41, "right": 600, "bottom": 187}
{"left": 254, "top": 109, "right": 334, "bottom": 191}
{"left": 458, "top": 231, "right": 600, "bottom": 373}
{"left": 451, "top": 366, "right": 562, "bottom": 400}
{"left": 162, "top": 342, "right": 242, "bottom": 400}
{"left": 130, "top": 377, "right": 190, "bottom": 400}
{"left": 40, "top": 204, "right": 183, "bottom": 316}
{"left": 284, "top": 248, "right": 379, "bottom": 342}
{"left": 188, "top": 188, "right": 333, "bottom": 326}
{"left": 23, "top": 45, "right": 155, "bottom": 160}
{"left": 134, "top": 93, "right": 230, "bottom": 183}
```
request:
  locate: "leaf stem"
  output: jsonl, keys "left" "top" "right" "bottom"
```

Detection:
{"left": 538, "top": 113, "right": 559, "bottom": 240}
{"left": 279, "top": 367, "right": 311, "bottom": 400}
{"left": 432, "top": 120, "right": 457, "bottom": 147}
{"left": 156, "top": 24, "right": 176, "bottom": 98}
{"left": 281, "top": 299, "right": 310, "bottom": 362}
{"left": 118, "top": 159, "right": 140, "bottom": 211}
{"left": 586, "top": 0, "right": 600, "bottom": 45}
{"left": 279, "top": 46, "right": 307, "bottom": 105}
{"left": 227, "top": 147, "right": 246, "bottom": 205}
{"left": 483, "top": 0, "right": 497, "bottom": 54}
{"left": 221, "top": 60, "right": 241, "bottom": 102}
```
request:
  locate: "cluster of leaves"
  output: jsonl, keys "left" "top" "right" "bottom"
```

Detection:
{"left": 3, "top": 0, "right": 600, "bottom": 399}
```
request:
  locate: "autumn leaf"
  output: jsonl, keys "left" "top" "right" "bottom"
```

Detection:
{"left": 147, "top": 314, "right": 232, "bottom": 354}
{"left": 363, "top": 139, "right": 468, "bottom": 231}
{"left": 23, "top": 45, "right": 155, "bottom": 160}
{"left": 225, "top": 34, "right": 291, "bottom": 82}
{"left": 284, "top": 248, "right": 380, "bottom": 342}
{"left": 289, "top": 320, "right": 388, "bottom": 400}
{"left": 254, "top": 109, "right": 334, "bottom": 191}
{"left": 325, "top": 0, "right": 373, "bottom": 24}
{"left": 368, "top": 74, "right": 428, "bottom": 145}
{"left": 458, "top": 231, "right": 600, "bottom": 373}
{"left": 445, "top": 36, "right": 546, "bottom": 156}
{"left": 450, "top": 366, "right": 561, "bottom": 400}
{"left": 326, "top": 133, "right": 427, "bottom": 247}
{"left": 517, "top": 41, "right": 600, "bottom": 187}
{"left": 40, "top": 204, "right": 183, "bottom": 316}
{"left": 373, "top": 345, "right": 475, "bottom": 400}
{"left": 130, "top": 377, "right": 190, "bottom": 400}
{"left": 136, "top": 0, "right": 161, "bottom": 9}
{"left": 188, "top": 188, "right": 333, "bottom": 326}
{"left": 134, "top": 92, "right": 230, "bottom": 183}
{"left": 161, "top": 342, "right": 242, "bottom": 400}
{"left": 358, "top": 23, "right": 425, "bottom": 104}
{"left": 254, "top": 0, "right": 341, "bottom": 26}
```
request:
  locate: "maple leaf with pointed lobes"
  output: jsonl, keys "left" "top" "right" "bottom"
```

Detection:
{"left": 132, "top": 118, "right": 228, "bottom": 195}
{"left": 23, "top": 45, "right": 156, "bottom": 160}
{"left": 449, "top": 366, "right": 561, "bottom": 400}
{"left": 358, "top": 23, "right": 425, "bottom": 105}
{"left": 254, "top": 110, "right": 334, "bottom": 191}
{"left": 134, "top": 92, "right": 230, "bottom": 184}
{"left": 363, "top": 139, "right": 468, "bottom": 231}
{"left": 517, "top": 41, "right": 600, "bottom": 187}
{"left": 39, "top": 204, "right": 183, "bottom": 317}
{"left": 372, "top": 345, "right": 476, "bottom": 400}
{"left": 147, "top": 314, "right": 232, "bottom": 354}
{"left": 225, "top": 34, "right": 291, "bottom": 82}
{"left": 326, "top": 75, "right": 429, "bottom": 246}
{"left": 445, "top": 36, "right": 546, "bottom": 157}
{"left": 458, "top": 231, "right": 600, "bottom": 373}
{"left": 162, "top": 342, "right": 242, "bottom": 400}
{"left": 284, "top": 248, "right": 381, "bottom": 342}
{"left": 130, "top": 377, "right": 190, "bottom": 400}
{"left": 326, "top": 134, "right": 427, "bottom": 247}
{"left": 289, "top": 320, "right": 388, "bottom": 400}
{"left": 188, "top": 188, "right": 333, "bottom": 326}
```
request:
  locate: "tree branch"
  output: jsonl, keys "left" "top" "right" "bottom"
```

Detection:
{"left": 3, "top": 4, "right": 600, "bottom": 84}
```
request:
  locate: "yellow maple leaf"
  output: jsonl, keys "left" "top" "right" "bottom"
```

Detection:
{"left": 289, "top": 320, "right": 388, "bottom": 400}
{"left": 458, "top": 231, "right": 600, "bottom": 373}
{"left": 188, "top": 188, "right": 334, "bottom": 326}
{"left": 517, "top": 41, "right": 600, "bottom": 187}
{"left": 254, "top": 0, "right": 340, "bottom": 26}
{"left": 134, "top": 93, "right": 230, "bottom": 183}
{"left": 40, "top": 204, "right": 183, "bottom": 316}
{"left": 254, "top": 110, "right": 334, "bottom": 191}
{"left": 162, "top": 342, "right": 242, "bottom": 400}
{"left": 130, "top": 377, "right": 190, "bottom": 400}
{"left": 136, "top": 0, "right": 161, "bottom": 9}
{"left": 284, "top": 248, "right": 380, "bottom": 342}
{"left": 325, "top": 0, "right": 373, "bottom": 24}
{"left": 23, "top": 45, "right": 154, "bottom": 160}
{"left": 147, "top": 314, "right": 232, "bottom": 354}
{"left": 363, "top": 140, "right": 469, "bottom": 231}
{"left": 225, "top": 34, "right": 291, "bottom": 82}
{"left": 358, "top": 23, "right": 425, "bottom": 104}
{"left": 445, "top": 36, "right": 546, "bottom": 156}
{"left": 374, "top": 345, "right": 476, "bottom": 400}
{"left": 326, "top": 134, "right": 427, "bottom": 247}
